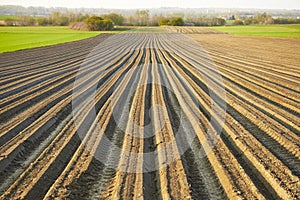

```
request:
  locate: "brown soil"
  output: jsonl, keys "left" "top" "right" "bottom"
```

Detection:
{"left": 0, "top": 28, "right": 299, "bottom": 200}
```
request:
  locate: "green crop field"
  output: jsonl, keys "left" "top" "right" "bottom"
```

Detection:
{"left": 0, "top": 15, "right": 17, "bottom": 20}
{"left": 213, "top": 24, "right": 300, "bottom": 38}
{"left": 0, "top": 26, "right": 120, "bottom": 53}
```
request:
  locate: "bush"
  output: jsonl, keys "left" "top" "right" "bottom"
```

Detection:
{"left": 210, "top": 18, "right": 226, "bottom": 26}
{"left": 158, "top": 17, "right": 184, "bottom": 26}
{"left": 170, "top": 17, "right": 184, "bottom": 26}
{"left": 85, "top": 16, "right": 113, "bottom": 31}
{"left": 158, "top": 18, "right": 170, "bottom": 26}
{"left": 102, "top": 13, "right": 124, "bottom": 25}
{"left": 232, "top": 20, "right": 244, "bottom": 25}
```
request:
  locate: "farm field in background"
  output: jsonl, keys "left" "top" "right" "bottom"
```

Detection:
{"left": 1, "top": 24, "right": 300, "bottom": 54}
{"left": 213, "top": 24, "right": 300, "bottom": 38}
{"left": 0, "top": 15, "right": 16, "bottom": 20}
{"left": 0, "top": 26, "right": 122, "bottom": 53}
{"left": 0, "top": 27, "right": 299, "bottom": 199}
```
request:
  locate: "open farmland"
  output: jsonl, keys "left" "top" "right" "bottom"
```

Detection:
{"left": 0, "top": 27, "right": 299, "bottom": 200}
{"left": 213, "top": 24, "right": 300, "bottom": 38}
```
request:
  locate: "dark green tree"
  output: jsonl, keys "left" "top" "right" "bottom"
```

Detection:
{"left": 102, "top": 13, "right": 124, "bottom": 25}
{"left": 85, "top": 16, "right": 113, "bottom": 31}
{"left": 232, "top": 20, "right": 244, "bottom": 25}
{"left": 158, "top": 18, "right": 170, "bottom": 26}
{"left": 170, "top": 17, "right": 184, "bottom": 26}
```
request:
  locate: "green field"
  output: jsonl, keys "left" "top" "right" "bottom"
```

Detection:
{"left": 0, "top": 15, "right": 17, "bottom": 20}
{"left": 213, "top": 24, "right": 300, "bottom": 38}
{"left": 0, "top": 26, "right": 120, "bottom": 53}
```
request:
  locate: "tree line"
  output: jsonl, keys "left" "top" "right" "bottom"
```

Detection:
{"left": 3, "top": 11, "right": 300, "bottom": 28}
{"left": 3, "top": 10, "right": 225, "bottom": 27}
{"left": 232, "top": 12, "right": 300, "bottom": 25}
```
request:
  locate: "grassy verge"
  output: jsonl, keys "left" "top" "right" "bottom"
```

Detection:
{"left": 212, "top": 24, "right": 300, "bottom": 38}
{"left": 0, "top": 26, "right": 122, "bottom": 53}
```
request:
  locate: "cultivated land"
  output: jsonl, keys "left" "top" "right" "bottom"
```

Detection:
{"left": 0, "top": 27, "right": 299, "bottom": 199}
{"left": 213, "top": 24, "right": 300, "bottom": 38}
{"left": 0, "top": 26, "right": 119, "bottom": 53}
{"left": 0, "top": 15, "right": 16, "bottom": 20}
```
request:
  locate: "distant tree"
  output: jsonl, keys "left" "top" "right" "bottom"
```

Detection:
{"left": 229, "top": 15, "right": 236, "bottom": 20}
{"left": 85, "top": 16, "right": 103, "bottom": 30}
{"left": 85, "top": 16, "right": 113, "bottom": 31}
{"left": 99, "top": 19, "right": 114, "bottom": 30}
{"left": 265, "top": 16, "right": 274, "bottom": 24}
{"left": 214, "top": 18, "right": 226, "bottom": 26}
{"left": 134, "top": 10, "right": 149, "bottom": 26}
{"left": 273, "top": 17, "right": 300, "bottom": 24}
{"left": 73, "top": 13, "right": 90, "bottom": 22}
{"left": 102, "top": 13, "right": 124, "bottom": 25}
{"left": 209, "top": 18, "right": 225, "bottom": 26}
{"left": 158, "top": 17, "right": 170, "bottom": 26}
{"left": 50, "top": 12, "right": 61, "bottom": 25}
{"left": 219, "top": 18, "right": 226, "bottom": 26}
{"left": 4, "top": 15, "right": 36, "bottom": 26}
{"left": 37, "top": 17, "right": 50, "bottom": 26}
{"left": 4, "top": 18, "right": 16, "bottom": 26}
{"left": 170, "top": 17, "right": 184, "bottom": 26}
{"left": 243, "top": 16, "right": 258, "bottom": 25}
{"left": 256, "top": 12, "right": 267, "bottom": 24}
{"left": 232, "top": 20, "right": 244, "bottom": 25}
{"left": 243, "top": 18, "right": 252, "bottom": 25}
{"left": 194, "top": 16, "right": 209, "bottom": 26}
{"left": 18, "top": 15, "right": 36, "bottom": 26}
{"left": 57, "top": 16, "right": 69, "bottom": 26}
{"left": 150, "top": 15, "right": 165, "bottom": 26}
{"left": 242, "top": 13, "right": 275, "bottom": 25}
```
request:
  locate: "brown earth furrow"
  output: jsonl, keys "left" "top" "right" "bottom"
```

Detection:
{"left": 207, "top": 50, "right": 300, "bottom": 80}
{"left": 0, "top": 34, "right": 133, "bottom": 95}
{"left": 44, "top": 38, "right": 148, "bottom": 199}
{"left": 0, "top": 96, "right": 89, "bottom": 199}
{"left": 155, "top": 42, "right": 263, "bottom": 199}
{"left": 209, "top": 55, "right": 300, "bottom": 98}
{"left": 162, "top": 37, "right": 300, "bottom": 159}
{"left": 0, "top": 40, "right": 139, "bottom": 142}
{"left": 0, "top": 29, "right": 299, "bottom": 200}
{"left": 170, "top": 35, "right": 300, "bottom": 114}
{"left": 0, "top": 34, "right": 113, "bottom": 73}
{"left": 0, "top": 35, "right": 145, "bottom": 199}
{"left": 1, "top": 52, "right": 139, "bottom": 183}
{"left": 205, "top": 46, "right": 300, "bottom": 75}
{"left": 152, "top": 35, "right": 227, "bottom": 199}
{"left": 175, "top": 34, "right": 300, "bottom": 92}
{"left": 0, "top": 37, "right": 136, "bottom": 117}
{"left": 169, "top": 55, "right": 299, "bottom": 199}
{"left": 158, "top": 38, "right": 299, "bottom": 199}
{"left": 107, "top": 48, "right": 149, "bottom": 200}
{"left": 151, "top": 46, "right": 192, "bottom": 199}
{"left": 180, "top": 47, "right": 300, "bottom": 106}
{"left": 189, "top": 32, "right": 300, "bottom": 68}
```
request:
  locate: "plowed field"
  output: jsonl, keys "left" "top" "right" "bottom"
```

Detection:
{"left": 0, "top": 27, "right": 299, "bottom": 200}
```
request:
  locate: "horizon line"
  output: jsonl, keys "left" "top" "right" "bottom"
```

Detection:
{"left": 0, "top": 4, "right": 299, "bottom": 11}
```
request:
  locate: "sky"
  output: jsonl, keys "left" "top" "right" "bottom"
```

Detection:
{"left": 0, "top": 0, "right": 299, "bottom": 9}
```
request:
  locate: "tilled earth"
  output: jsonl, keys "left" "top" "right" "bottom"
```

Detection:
{"left": 0, "top": 28, "right": 299, "bottom": 200}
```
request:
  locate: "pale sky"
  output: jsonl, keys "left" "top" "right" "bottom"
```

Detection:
{"left": 0, "top": 0, "right": 299, "bottom": 9}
